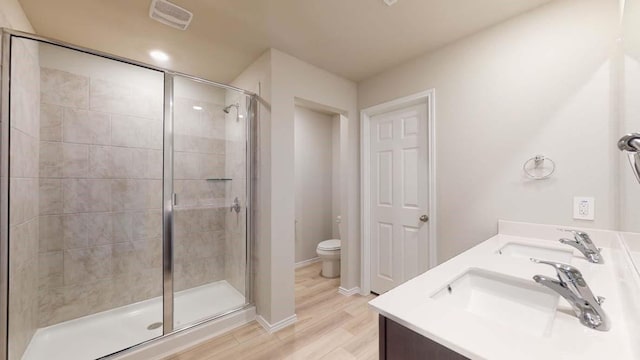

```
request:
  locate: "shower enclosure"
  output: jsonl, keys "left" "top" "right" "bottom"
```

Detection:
{"left": 0, "top": 30, "right": 255, "bottom": 360}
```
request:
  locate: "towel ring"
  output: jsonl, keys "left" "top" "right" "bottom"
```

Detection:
{"left": 523, "top": 155, "right": 555, "bottom": 180}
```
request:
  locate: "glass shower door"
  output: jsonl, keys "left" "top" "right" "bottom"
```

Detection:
{"left": 2, "top": 31, "right": 255, "bottom": 360}
{"left": 5, "top": 38, "right": 165, "bottom": 360}
{"left": 171, "top": 76, "right": 249, "bottom": 329}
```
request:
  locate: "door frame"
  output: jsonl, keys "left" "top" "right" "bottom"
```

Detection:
{"left": 360, "top": 89, "right": 437, "bottom": 295}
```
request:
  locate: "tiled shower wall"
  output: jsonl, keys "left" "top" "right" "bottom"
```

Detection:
{"left": 8, "top": 38, "right": 41, "bottom": 360}
{"left": 224, "top": 92, "right": 247, "bottom": 295}
{"left": 35, "top": 45, "right": 235, "bottom": 327}
{"left": 37, "top": 65, "right": 165, "bottom": 327}
{"left": 173, "top": 95, "right": 227, "bottom": 292}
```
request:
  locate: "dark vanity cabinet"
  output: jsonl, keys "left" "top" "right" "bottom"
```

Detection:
{"left": 379, "top": 316, "right": 469, "bottom": 360}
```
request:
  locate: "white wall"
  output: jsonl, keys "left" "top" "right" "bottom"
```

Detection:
{"left": 0, "top": 0, "right": 34, "bottom": 33}
{"left": 269, "top": 49, "right": 358, "bottom": 324}
{"left": 621, "top": 0, "right": 640, "bottom": 232}
{"left": 294, "top": 106, "right": 335, "bottom": 263}
{"left": 233, "top": 49, "right": 357, "bottom": 325}
{"left": 358, "top": 0, "right": 620, "bottom": 263}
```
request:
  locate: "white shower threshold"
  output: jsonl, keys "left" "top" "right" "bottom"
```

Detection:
{"left": 23, "top": 280, "right": 246, "bottom": 360}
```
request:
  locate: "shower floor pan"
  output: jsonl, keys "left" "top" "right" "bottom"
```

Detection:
{"left": 23, "top": 280, "right": 246, "bottom": 360}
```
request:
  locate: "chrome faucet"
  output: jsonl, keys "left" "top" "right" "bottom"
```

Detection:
{"left": 558, "top": 229, "right": 603, "bottom": 264}
{"left": 531, "top": 258, "right": 609, "bottom": 331}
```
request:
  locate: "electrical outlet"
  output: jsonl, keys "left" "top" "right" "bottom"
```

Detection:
{"left": 573, "top": 197, "right": 595, "bottom": 221}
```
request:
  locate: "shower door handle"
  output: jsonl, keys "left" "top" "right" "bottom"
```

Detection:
{"left": 230, "top": 197, "right": 241, "bottom": 213}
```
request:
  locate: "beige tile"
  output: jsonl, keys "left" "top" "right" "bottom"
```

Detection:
{"left": 147, "top": 150, "right": 163, "bottom": 179}
{"left": 175, "top": 134, "right": 225, "bottom": 154}
{"left": 41, "top": 67, "right": 89, "bottom": 109}
{"left": 84, "top": 279, "right": 116, "bottom": 314}
{"left": 39, "top": 251, "right": 63, "bottom": 289}
{"left": 90, "top": 79, "right": 132, "bottom": 115}
{"left": 112, "top": 211, "right": 133, "bottom": 242}
{"left": 87, "top": 213, "right": 113, "bottom": 246}
{"left": 39, "top": 178, "right": 63, "bottom": 215}
{"left": 145, "top": 180, "right": 163, "bottom": 209}
{"left": 89, "top": 145, "right": 112, "bottom": 178}
{"left": 39, "top": 141, "right": 62, "bottom": 178}
{"left": 62, "top": 143, "right": 89, "bottom": 178}
{"left": 111, "top": 115, "right": 159, "bottom": 149}
{"left": 143, "top": 238, "right": 163, "bottom": 269}
{"left": 39, "top": 215, "right": 63, "bottom": 252}
{"left": 9, "top": 178, "right": 38, "bottom": 226}
{"left": 62, "top": 179, "right": 88, "bottom": 213}
{"left": 149, "top": 119, "right": 164, "bottom": 149}
{"left": 8, "top": 259, "right": 38, "bottom": 359}
{"left": 63, "top": 108, "right": 110, "bottom": 145}
{"left": 174, "top": 152, "right": 225, "bottom": 180}
{"left": 112, "top": 242, "right": 142, "bottom": 275}
{"left": 9, "top": 219, "right": 38, "bottom": 271}
{"left": 132, "top": 210, "right": 162, "bottom": 240}
{"left": 63, "top": 245, "right": 113, "bottom": 285}
{"left": 38, "top": 283, "right": 88, "bottom": 326}
{"left": 129, "top": 87, "right": 163, "bottom": 119}
{"left": 111, "top": 147, "right": 146, "bottom": 179}
{"left": 40, "top": 103, "right": 63, "bottom": 141}
{"left": 10, "top": 40, "right": 41, "bottom": 138}
{"left": 10, "top": 128, "right": 39, "bottom": 178}
{"left": 62, "top": 214, "right": 88, "bottom": 249}
{"left": 88, "top": 179, "right": 112, "bottom": 212}
{"left": 62, "top": 179, "right": 111, "bottom": 213}
{"left": 111, "top": 179, "right": 141, "bottom": 211}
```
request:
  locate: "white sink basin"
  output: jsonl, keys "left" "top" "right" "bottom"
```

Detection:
{"left": 431, "top": 269, "right": 558, "bottom": 336}
{"left": 497, "top": 242, "right": 573, "bottom": 263}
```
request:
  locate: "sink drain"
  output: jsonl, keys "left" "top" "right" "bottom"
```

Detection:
{"left": 147, "top": 322, "right": 163, "bottom": 330}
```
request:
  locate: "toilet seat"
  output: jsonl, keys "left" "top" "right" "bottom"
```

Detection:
{"left": 317, "top": 239, "right": 341, "bottom": 251}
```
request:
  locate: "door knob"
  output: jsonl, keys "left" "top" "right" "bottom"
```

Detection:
{"left": 419, "top": 215, "right": 429, "bottom": 222}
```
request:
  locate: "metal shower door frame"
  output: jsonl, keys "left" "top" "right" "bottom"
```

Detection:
{"left": 0, "top": 28, "right": 257, "bottom": 360}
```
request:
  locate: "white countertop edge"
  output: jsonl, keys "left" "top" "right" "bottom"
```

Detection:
{"left": 368, "top": 222, "right": 639, "bottom": 360}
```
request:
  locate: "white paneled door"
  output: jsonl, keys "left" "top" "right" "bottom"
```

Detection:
{"left": 370, "top": 104, "right": 429, "bottom": 294}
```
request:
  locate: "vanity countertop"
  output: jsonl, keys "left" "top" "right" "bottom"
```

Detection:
{"left": 368, "top": 220, "right": 640, "bottom": 360}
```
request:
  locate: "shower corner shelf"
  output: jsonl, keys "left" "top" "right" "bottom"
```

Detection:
{"left": 206, "top": 178, "right": 233, "bottom": 181}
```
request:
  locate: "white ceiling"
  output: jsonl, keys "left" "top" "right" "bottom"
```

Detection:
{"left": 18, "top": 0, "right": 551, "bottom": 83}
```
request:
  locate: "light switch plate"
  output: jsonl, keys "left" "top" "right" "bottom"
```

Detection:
{"left": 573, "top": 196, "right": 595, "bottom": 221}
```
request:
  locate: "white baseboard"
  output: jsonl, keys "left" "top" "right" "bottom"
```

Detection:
{"left": 295, "top": 257, "right": 320, "bottom": 269}
{"left": 338, "top": 286, "right": 361, "bottom": 296}
{"left": 256, "top": 314, "right": 297, "bottom": 334}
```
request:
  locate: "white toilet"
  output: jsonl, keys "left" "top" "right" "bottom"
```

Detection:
{"left": 316, "top": 239, "right": 341, "bottom": 278}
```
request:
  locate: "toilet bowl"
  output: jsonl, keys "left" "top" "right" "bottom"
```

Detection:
{"left": 317, "top": 239, "right": 341, "bottom": 278}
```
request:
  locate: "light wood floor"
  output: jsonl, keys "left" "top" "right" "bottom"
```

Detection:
{"left": 164, "top": 262, "right": 378, "bottom": 360}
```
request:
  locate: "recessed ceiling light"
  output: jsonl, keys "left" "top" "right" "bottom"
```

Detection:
{"left": 193, "top": 105, "right": 203, "bottom": 111}
{"left": 149, "top": 50, "right": 169, "bottom": 62}
{"left": 383, "top": 0, "right": 398, "bottom": 6}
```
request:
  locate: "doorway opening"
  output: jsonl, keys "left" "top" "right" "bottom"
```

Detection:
{"left": 293, "top": 103, "right": 344, "bottom": 310}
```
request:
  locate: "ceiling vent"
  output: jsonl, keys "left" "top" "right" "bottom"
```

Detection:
{"left": 149, "top": 0, "right": 193, "bottom": 31}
